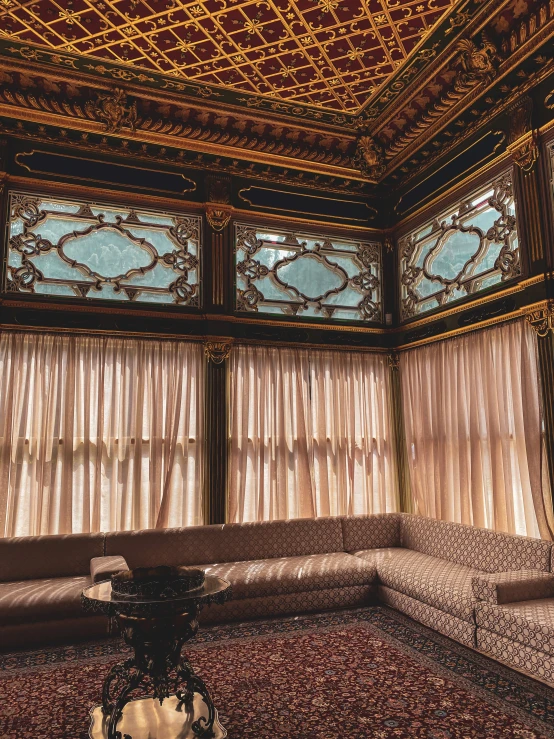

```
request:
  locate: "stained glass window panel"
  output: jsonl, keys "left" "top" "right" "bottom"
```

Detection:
{"left": 5, "top": 192, "right": 202, "bottom": 307}
{"left": 398, "top": 171, "right": 520, "bottom": 321}
{"left": 235, "top": 223, "right": 382, "bottom": 323}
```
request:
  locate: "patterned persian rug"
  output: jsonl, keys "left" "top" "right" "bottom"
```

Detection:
{"left": 2, "top": 606, "right": 554, "bottom": 738}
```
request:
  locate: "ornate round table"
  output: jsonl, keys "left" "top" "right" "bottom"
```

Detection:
{"left": 82, "top": 575, "right": 231, "bottom": 739}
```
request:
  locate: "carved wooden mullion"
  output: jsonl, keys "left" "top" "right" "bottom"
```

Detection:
{"left": 203, "top": 338, "right": 232, "bottom": 525}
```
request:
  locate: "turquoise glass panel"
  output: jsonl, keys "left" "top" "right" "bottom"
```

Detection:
{"left": 235, "top": 223, "right": 382, "bottom": 323}
{"left": 5, "top": 192, "right": 202, "bottom": 308}
{"left": 399, "top": 171, "right": 520, "bottom": 320}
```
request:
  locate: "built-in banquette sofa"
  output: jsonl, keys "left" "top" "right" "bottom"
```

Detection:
{"left": 2, "top": 514, "right": 554, "bottom": 686}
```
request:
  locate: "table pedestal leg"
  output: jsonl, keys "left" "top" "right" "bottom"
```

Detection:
{"left": 176, "top": 657, "right": 217, "bottom": 738}
{"left": 97, "top": 606, "right": 218, "bottom": 739}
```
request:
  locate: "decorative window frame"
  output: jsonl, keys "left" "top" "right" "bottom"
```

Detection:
{"left": 3, "top": 190, "right": 202, "bottom": 309}
{"left": 398, "top": 168, "right": 521, "bottom": 322}
{"left": 234, "top": 222, "right": 383, "bottom": 324}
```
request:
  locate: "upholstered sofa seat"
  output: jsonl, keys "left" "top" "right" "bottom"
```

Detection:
{"left": 351, "top": 547, "right": 480, "bottom": 621}
{"left": 475, "top": 599, "right": 554, "bottom": 656}
{"left": 201, "top": 552, "right": 377, "bottom": 600}
{"left": 475, "top": 599, "right": 554, "bottom": 685}
{"left": 0, "top": 576, "right": 91, "bottom": 625}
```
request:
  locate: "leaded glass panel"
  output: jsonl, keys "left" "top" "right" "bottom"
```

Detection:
{"left": 235, "top": 224, "right": 382, "bottom": 322}
{"left": 398, "top": 171, "right": 520, "bottom": 321}
{"left": 5, "top": 192, "right": 202, "bottom": 307}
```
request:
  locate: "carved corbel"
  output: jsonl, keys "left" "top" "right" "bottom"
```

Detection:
{"left": 204, "top": 338, "right": 234, "bottom": 364}
{"left": 353, "top": 136, "right": 386, "bottom": 181}
{"left": 526, "top": 302, "right": 554, "bottom": 337}
{"left": 205, "top": 204, "right": 233, "bottom": 232}
{"left": 507, "top": 97, "right": 539, "bottom": 173}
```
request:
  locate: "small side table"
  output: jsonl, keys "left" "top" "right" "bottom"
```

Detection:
{"left": 82, "top": 576, "right": 231, "bottom": 739}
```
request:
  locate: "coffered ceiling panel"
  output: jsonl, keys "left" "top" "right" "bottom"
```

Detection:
{"left": 0, "top": 0, "right": 456, "bottom": 112}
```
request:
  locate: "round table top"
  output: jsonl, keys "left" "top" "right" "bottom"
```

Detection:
{"left": 82, "top": 575, "right": 231, "bottom": 616}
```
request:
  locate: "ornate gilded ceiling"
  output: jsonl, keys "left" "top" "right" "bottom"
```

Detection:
{"left": 0, "top": 0, "right": 456, "bottom": 113}
{"left": 0, "top": 0, "right": 553, "bottom": 197}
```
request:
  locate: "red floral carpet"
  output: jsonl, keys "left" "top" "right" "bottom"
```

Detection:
{"left": 2, "top": 607, "right": 554, "bottom": 738}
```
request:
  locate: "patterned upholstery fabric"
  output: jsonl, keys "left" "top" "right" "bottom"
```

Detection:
{"left": 200, "top": 553, "right": 376, "bottom": 600}
{"left": 377, "top": 585, "right": 476, "bottom": 647}
{"left": 472, "top": 570, "right": 554, "bottom": 604}
{"left": 105, "top": 517, "right": 344, "bottom": 568}
{"left": 0, "top": 576, "right": 91, "bottom": 624}
{"left": 0, "top": 615, "right": 108, "bottom": 652}
{"left": 200, "top": 585, "right": 374, "bottom": 625}
{"left": 352, "top": 547, "right": 480, "bottom": 621}
{"left": 475, "top": 599, "right": 554, "bottom": 656}
{"left": 0, "top": 533, "right": 104, "bottom": 582}
{"left": 90, "top": 556, "right": 129, "bottom": 584}
{"left": 477, "top": 628, "right": 554, "bottom": 686}
{"left": 340, "top": 514, "right": 401, "bottom": 553}
{"left": 400, "top": 515, "right": 552, "bottom": 573}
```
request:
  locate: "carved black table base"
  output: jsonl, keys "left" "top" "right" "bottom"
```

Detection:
{"left": 82, "top": 577, "right": 230, "bottom": 739}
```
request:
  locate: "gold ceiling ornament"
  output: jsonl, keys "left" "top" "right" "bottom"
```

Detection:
{"left": 204, "top": 339, "right": 233, "bottom": 364}
{"left": 353, "top": 136, "right": 386, "bottom": 181}
{"left": 454, "top": 35, "right": 500, "bottom": 91}
{"left": 526, "top": 302, "right": 554, "bottom": 337}
{"left": 205, "top": 205, "right": 233, "bottom": 232}
{"left": 86, "top": 88, "right": 138, "bottom": 134}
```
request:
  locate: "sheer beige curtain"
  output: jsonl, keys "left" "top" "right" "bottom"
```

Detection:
{"left": 228, "top": 344, "right": 398, "bottom": 523}
{"left": 401, "top": 319, "right": 553, "bottom": 539}
{"left": 0, "top": 331, "right": 205, "bottom": 537}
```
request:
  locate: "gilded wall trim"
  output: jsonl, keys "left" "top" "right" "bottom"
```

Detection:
{"left": 14, "top": 149, "right": 197, "bottom": 195}
{"left": 397, "top": 300, "right": 548, "bottom": 350}
{"left": 205, "top": 313, "right": 387, "bottom": 335}
{"left": 392, "top": 274, "right": 544, "bottom": 333}
{"left": 0, "top": 323, "right": 206, "bottom": 343}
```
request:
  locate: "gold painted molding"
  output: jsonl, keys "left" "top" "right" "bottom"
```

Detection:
{"left": 207, "top": 313, "right": 387, "bottom": 334}
{"left": 392, "top": 274, "right": 545, "bottom": 333}
{"left": 0, "top": 323, "right": 206, "bottom": 343}
{"left": 397, "top": 300, "right": 549, "bottom": 350}
{"left": 0, "top": 102, "right": 363, "bottom": 181}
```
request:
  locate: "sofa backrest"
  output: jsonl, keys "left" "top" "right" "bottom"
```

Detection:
{"left": 105, "top": 517, "right": 344, "bottom": 568}
{"left": 0, "top": 532, "right": 104, "bottom": 582}
{"left": 341, "top": 513, "right": 401, "bottom": 552}
{"left": 400, "top": 515, "right": 552, "bottom": 573}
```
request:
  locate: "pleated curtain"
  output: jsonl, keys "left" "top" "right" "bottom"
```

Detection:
{"left": 228, "top": 344, "right": 399, "bottom": 523}
{"left": 400, "top": 319, "right": 553, "bottom": 539}
{"left": 0, "top": 331, "right": 205, "bottom": 537}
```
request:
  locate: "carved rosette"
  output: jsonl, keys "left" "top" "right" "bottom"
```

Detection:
{"left": 526, "top": 302, "right": 554, "bottom": 337}
{"left": 204, "top": 339, "right": 233, "bottom": 364}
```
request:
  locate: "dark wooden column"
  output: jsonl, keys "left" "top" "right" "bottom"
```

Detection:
{"left": 388, "top": 352, "right": 412, "bottom": 513}
{"left": 524, "top": 120, "right": 554, "bottom": 502}
{"left": 203, "top": 340, "right": 233, "bottom": 525}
